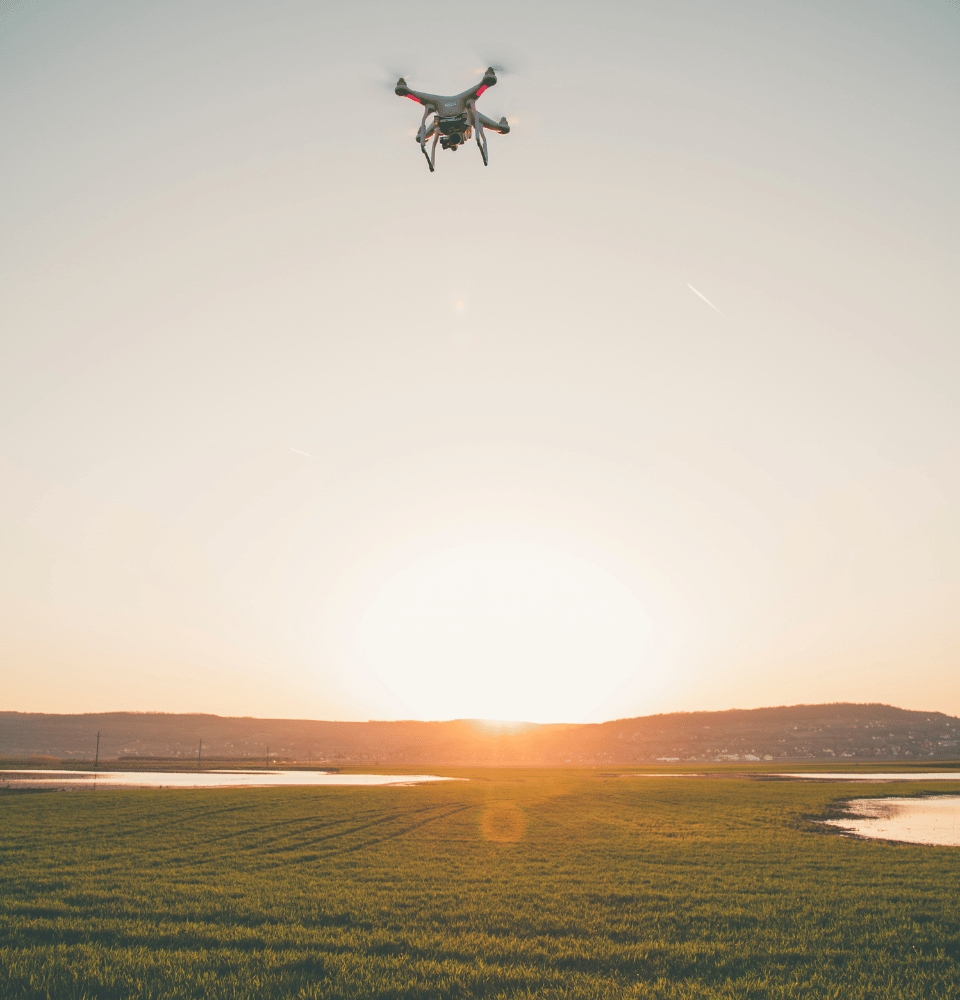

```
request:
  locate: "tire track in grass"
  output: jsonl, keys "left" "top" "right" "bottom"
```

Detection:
{"left": 258, "top": 803, "right": 475, "bottom": 866}
{"left": 262, "top": 803, "right": 468, "bottom": 861}
{"left": 122, "top": 799, "right": 403, "bottom": 862}
{"left": 159, "top": 802, "right": 468, "bottom": 867}
{"left": 189, "top": 807, "right": 388, "bottom": 849}
{"left": 0, "top": 798, "right": 262, "bottom": 850}
{"left": 312, "top": 803, "right": 475, "bottom": 858}
{"left": 255, "top": 803, "right": 456, "bottom": 852}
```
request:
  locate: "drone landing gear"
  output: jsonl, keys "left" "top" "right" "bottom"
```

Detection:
{"left": 413, "top": 107, "right": 493, "bottom": 171}
{"left": 418, "top": 108, "right": 438, "bottom": 172}
{"left": 470, "top": 105, "right": 488, "bottom": 166}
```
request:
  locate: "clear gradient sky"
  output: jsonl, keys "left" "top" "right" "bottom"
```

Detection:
{"left": 2, "top": 0, "right": 959, "bottom": 722}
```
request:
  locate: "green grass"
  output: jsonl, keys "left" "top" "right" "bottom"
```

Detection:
{"left": 1, "top": 769, "right": 958, "bottom": 998}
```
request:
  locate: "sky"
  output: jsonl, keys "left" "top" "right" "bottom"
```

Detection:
{"left": 2, "top": 0, "right": 959, "bottom": 723}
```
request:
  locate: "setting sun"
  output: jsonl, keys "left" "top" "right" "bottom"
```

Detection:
{"left": 358, "top": 541, "right": 652, "bottom": 722}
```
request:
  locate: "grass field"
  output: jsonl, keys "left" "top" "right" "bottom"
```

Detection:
{"left": 1, "top": 769, "right": 958, "bottom": 998}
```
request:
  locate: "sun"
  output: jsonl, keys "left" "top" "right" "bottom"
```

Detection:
{"left": 358, "top": 540, "right": 652, "bottom": 723}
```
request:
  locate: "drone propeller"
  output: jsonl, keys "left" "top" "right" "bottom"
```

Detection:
{"left": 473, "top": 63, "right": 510, "bottom": 79}
{"left": 473, "top": 43, "right": 528, "bottom": 78}
{"left": 501, "top": 108, "right": 535, "bottom": 133}
{"left": 376, "top": 71, "right": 407, "bottom": 91}
{"left": 368, "top": 60, "right": 421, "bottom": 93}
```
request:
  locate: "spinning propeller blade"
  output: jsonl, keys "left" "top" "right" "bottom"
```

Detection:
{"left": 369, "top": 61, "right": 418, "bottom": 92}
{"left": 473, "top": 42, "right": 528, "bottom": 77}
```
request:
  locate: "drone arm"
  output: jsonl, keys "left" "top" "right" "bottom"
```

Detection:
{"left": 458, "top": 68, "right": 498, "bottom": 102}
{"left": 477, "top": 112, "right": 510, "bottom": 134}
{"left": 404, "top": 91, "right": 436, "bottom": 108}
{"left": 394, "top": 79, "right": 441, "bottom": 110}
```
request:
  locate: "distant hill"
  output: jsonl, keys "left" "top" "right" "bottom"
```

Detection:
{"left": 2, "top": 704, "right": 958, "bottom": 764}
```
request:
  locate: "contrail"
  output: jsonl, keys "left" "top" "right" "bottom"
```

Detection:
{"left": 687, "top": 283, "right": 723, "bottom": 315}
{"left": 289, "top": 448, "right": 316, "bottom": 459}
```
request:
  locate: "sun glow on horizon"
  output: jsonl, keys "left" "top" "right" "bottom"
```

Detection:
{"left": 358, "top": 541, "right": 653, "bottom": 723}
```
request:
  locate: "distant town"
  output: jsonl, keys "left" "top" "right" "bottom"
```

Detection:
{"left": 2, "top": 703, "right": 958, "bottom": 766}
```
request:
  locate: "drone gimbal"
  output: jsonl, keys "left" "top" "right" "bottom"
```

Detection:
{"left": 395, "top": 67, "right": 510, "bottom": 172}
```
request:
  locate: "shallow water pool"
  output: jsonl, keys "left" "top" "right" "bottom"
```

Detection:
{"left": 821, "top": 795, "right": 960, "bottom": 846}
{"left": 777, "top": 772, "right": 960, "bottom": 782}
{"left": 0, "top": 769, "right": 459, "bottom": 790}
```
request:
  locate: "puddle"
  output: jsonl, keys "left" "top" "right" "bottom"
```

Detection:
{"left": 776, "top": 772, "right": 960, "bottom": 782}
{"left": 821, "top": 796, "right": 960, "bottom": 846}
{"left": 0, "top": 769, "right": 460, "bottom": 790}
{"left": 614, "top": 771, "right": 960, "bottom": 782}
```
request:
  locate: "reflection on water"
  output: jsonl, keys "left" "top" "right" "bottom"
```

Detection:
{"left": 822, "top": 796, "right": 960, "bottom": 846}
{"left": 0, "top": 770, "right": 458, "bottom": 790}
{"left": 617, "top": 772, "right": 960, "bottom": 782}
{"left": 778, "top": 772, "right": 960, "bottom": 782}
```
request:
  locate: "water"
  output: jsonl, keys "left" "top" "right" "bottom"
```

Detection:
{"left": 0, "top": 769, "right": 460, "bottom": 790}
{"left": 618, "top": 771, "right": 960, "bottom": 781}
{"left": 821, "top": 796, "right": 960, "bottom": 846}
{"left": 775, "top": 772, "right": 960, "bottom": 782}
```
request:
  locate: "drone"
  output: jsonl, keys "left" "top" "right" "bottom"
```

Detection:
{"left": 395, "top": 67, "right": 510, "bottom": 172}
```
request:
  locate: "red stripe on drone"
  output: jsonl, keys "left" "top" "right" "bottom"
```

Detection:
{"left": 476, "top": 85, "right": 488, "bottom": 97}
{"left": 405, "top": 94, "right": 421, "bottom": 103}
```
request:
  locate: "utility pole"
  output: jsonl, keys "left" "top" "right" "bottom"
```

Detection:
{"left": 198, "top": 739, "right": 202, "bottom": 769}
{"left": 94, "top": 731, "right": 100, "bottom": 770}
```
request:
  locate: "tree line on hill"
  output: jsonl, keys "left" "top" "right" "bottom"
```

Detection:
{"left": 1, "top": 703, "right": 958, "bottom": 764}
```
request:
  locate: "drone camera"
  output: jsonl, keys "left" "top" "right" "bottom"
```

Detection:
{"left": 437, "top": 114, "right": 469, "bottom": 149}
